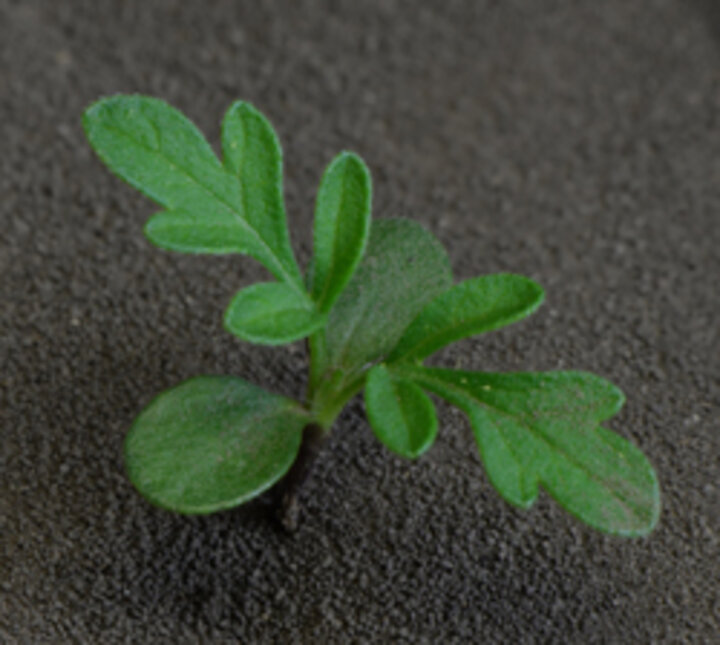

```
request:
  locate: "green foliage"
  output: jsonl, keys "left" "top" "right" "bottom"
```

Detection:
{"left": 365, "top": 364, "right": 438, "bottom": 459}
{"left": 395, "top": 367, "right": 659, "bottom": 536}
{"left": 321, "top": 218, "right": 453, "bottom": 374}
{"left": 388, "top": 274, "right": 544, "bottom": 363}
{"left": 224, "top": 282, "right": 325, "bottom": 345}
{"left": 308, "top": 151, "right": 372, "bottom": 313}
{"left": 84, "top": 95, "right": 661, "bottom": 536}
{"left": 220, "top": 101, "right": 301, "bottom": 285}
{"left": 125, "top": 376, "right": 308, "bottom": 513}
{"left": 83, "top": 95, "right": 304, "bottom": 288}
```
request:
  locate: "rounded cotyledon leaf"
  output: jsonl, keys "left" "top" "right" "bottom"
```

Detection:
{"left": 388, "top": 273, "right": 545, "bottom": 363}
{"left": 224, "top": 282, "right": 326, "bottom": 345}
{"left": 365, "top": 364, "right": 438, "bottom": 458}
{"left": 398, "top": 365, "right": 660, "bottom": 537}
{"left": 125, "top": 376, "right": 309, "bottom": 514}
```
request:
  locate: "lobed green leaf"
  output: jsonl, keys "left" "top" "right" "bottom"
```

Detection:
{"left": 388, "top": 274, "right": 545, "bottom": 363}
{"left": 125, "top": 376, "right": 308, "bottom": 514}
{"left": 398, "top": 365, "right": 660, "bottom": 536}
{"left": 307, "top": 152, "right": 372, "bottom": 313}
{"left": 322, "top": 218, "right": 453, "bottom": 375}
{"left": 224, "top": 282, "right": 326, "bottom": 345}
{"left": 365, "top": 364, "right": 438, "bottom": 458}
{"left": 83, "top": 95, "right": 302, "bottom": 286}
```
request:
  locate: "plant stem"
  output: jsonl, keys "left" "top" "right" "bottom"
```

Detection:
{"left": 275, "top": 422, "right": 328, "bottom": 532}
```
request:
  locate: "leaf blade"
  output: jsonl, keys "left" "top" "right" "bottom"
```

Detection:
{"left": 400, "top": 366, "right": 660, "bottom": 536}
{"left": 308, "top": 152, "right": 372, "bottom": 312}
{"left": 144, "top": 209, "right": 257, "bottom": 254}
{"left": 221, "top": 101, "right": 302, "bottom": 284}
{"left": 365, "top": 364, "right": 438, "bottom": 458}
{"left": 389, "top": 274, "right": 545, "bottom": 363}
{"left": 323, "top": 218, "right": 453, "bottom": 374}
{"left": 83, "top": 95, "right": 301, "bottom": 285}
{"left": 125, "top": 376, "right": 307, "bottom": 514}
{"left": 83, "top": 95, "right": 230, "bottom": 210}
{"left": 224, "top": 282, "right": 326, "bottom": 345}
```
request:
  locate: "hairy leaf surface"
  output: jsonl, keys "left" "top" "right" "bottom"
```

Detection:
{"left": 221, "top": 101, "right": 301, "bottom": 283}
{"left": 399, "top": 366, "right": 660, "bottom": 536}
{"left": 125, "top": 376, "right": 307, "bottom": 514}
{"left": 308, "top": 152, "right": 372, "bottom": 313}
{"left": 83, "top": 95, "right": 301, "bottom": 285}
{"left": 322, "top": 218, "right": 453, "bottom": 374}
{"left": 365, "top": 364, "right": 438, "bottom": 458}
{"left": 389, "top": 274, "right": 544, "bottom": 362}
{"left": 224, "top": 282, "right": 325, "bottom": 345}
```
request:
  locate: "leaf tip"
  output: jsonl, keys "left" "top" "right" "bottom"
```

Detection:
{"left": 225, "top": 99, "right": 252, "bottom": 117}
{"left": 521, "top": 274, "right": 546, "bottom": 310}
{"left": 142, "top": 213, "right": 168, "bottom": 250}
{"left": 81, "top": 95, "right": 118, "bottom": 140}
{"left": 223, "top": 99, "right": 272, "bottom": 128}
{"left": 331, "top": 150, "right": 371, "bottom": 177}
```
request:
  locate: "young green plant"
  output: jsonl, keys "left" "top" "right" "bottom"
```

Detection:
{"left": 83, "top": 95, "right": 661, "bottom": 536}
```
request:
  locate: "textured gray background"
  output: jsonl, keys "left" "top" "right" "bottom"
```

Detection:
{"left": 2, "top": 1, "right": 719, "bottom": 642}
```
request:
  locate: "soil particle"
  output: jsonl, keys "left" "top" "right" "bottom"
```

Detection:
{"left": 2, "top": 1, "right": 718, "bottom": 642}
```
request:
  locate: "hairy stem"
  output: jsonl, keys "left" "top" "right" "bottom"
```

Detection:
{"left": 275, "top": 423, "right": 329, "bottom": 532}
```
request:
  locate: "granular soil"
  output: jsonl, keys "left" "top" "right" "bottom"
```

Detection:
{"left": 1, "top": 1, "right": 718, "bottom": 642}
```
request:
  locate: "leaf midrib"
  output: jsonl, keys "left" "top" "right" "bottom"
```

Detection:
{"left": 389, "top": 376, "right": 415, "bottom": 455}
{"left": 395, "top": 295, "right": 524, "bottom": 361}
{"left": 409, "top": 370, "right": 648, "bottom": 521}
{"left": 101, "top": 121, "right": 301, "bottom": 291}
{"left": 233, "top": 114, "right": 300, "bottom": 286}
{"left": 330, "top": 283, "right": 377, "bottom": 369}
{"left": 232, "top": 305, "right": 316, "bottom": 328}
{"left": 315, "top": 157, "right": 357, "bottom": 310}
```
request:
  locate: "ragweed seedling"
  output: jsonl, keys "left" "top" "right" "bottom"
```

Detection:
{"left": 83, "top": 95, "right": 660, "bottom": 536}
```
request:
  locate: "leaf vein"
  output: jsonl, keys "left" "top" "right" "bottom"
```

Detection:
{"left": 417, "top": 372, "right": 645, "bottom": 518}
{"left": 100, "top": 121, "right": 299, "bottom": 289}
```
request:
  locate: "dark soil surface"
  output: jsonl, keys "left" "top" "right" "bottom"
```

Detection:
{"left": 2, "top": 1, "right": 718, "bottom": 642}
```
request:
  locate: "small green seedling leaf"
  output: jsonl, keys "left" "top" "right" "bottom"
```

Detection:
{"left": 308, "top": 152, "right": 372, "bottom": 313}
{"left": 85, "top": 95, "right": 660, "bottom": 536}
{"left": 83, "top": 95, "right": 302, "bottom": 286}
{"left": 401, "top": 366, "right": 660, "bottom": 536}
{"left": 221, "top": 101, "right": 301, "bottom": 284}
{"left": 224, "top": 282, "right": 326, "bottom": 345}
{"left": 322, "top": 218, "right": 453, "bottom": 374}
{"left": 389, "top": 274, "right": 545, "bottom": 363}
{"left": 365, "top": 364, "right": 438, "bottom": 458}
{"left": 125, "top": 376, "right": 308, "bottom": 514}
{"left": 143, "top": 208, "right": 258, "bottom": 254}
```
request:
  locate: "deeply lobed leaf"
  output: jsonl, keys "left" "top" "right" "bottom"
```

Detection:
{"left": 83, "top": 95, "right": 302, "bottom": 287}
{"left": 397, "top": 365, "right": 660, "bottom": 536}
{"left": 125, "top": 376, "right": 308, "bottom": 514}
